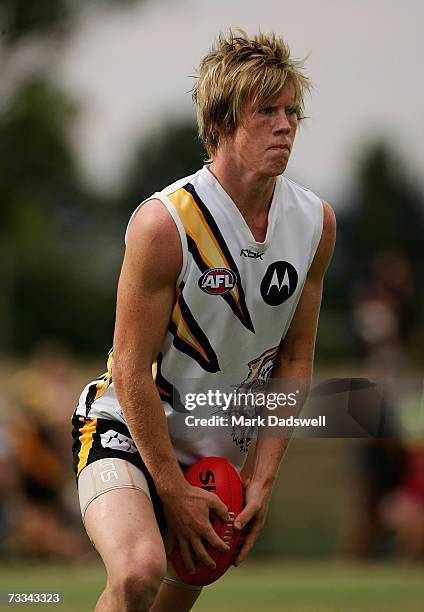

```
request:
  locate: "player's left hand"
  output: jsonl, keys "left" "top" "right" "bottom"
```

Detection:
{"left": 232, "top": 478, "right": 272, "bottom": 566}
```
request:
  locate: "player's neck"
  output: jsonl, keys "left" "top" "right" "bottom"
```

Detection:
{"left": 208, "top": 156, "right": 276, "bottom": 220}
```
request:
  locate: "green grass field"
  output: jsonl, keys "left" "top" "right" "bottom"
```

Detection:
{"left": 1, "top": 560, "right": 423, "bottom": 611}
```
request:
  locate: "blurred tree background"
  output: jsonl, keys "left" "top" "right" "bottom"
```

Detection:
{"left": 1, "top": 0, "right": 423, "bottom": 365}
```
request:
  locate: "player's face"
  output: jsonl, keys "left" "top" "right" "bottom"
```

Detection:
{"left": 230, "top": 82, "right": 298, "bottom": 177}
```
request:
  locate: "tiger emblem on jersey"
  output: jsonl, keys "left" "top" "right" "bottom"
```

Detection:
{"left": 228, "top": 346, "right": 279, "bottom": 452}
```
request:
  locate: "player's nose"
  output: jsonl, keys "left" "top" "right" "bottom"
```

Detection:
{"left": 275, "top": 110, "right": 291, "bottom": 133}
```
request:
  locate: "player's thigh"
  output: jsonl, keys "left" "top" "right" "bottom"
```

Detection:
{"left": 81, "top": 465, "right": 167, "bottom": 579}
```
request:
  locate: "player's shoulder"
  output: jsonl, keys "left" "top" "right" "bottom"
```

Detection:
{"left": 282, "top": 175, "right": 336, "bottom": 223}
{"left": 281, "top": 176, "right": 323, "bottom": 223}
{"left": 126, "top": 197, "right": 177, "bottom": 245}
{"left": 125, "top": 168, "right": 203, "bottom": 245}
{"left": 124, "top": 199, "right": 183, "bottom": 286}
{"left": 282, "top": 175, "right": 321, "bottom": 202}
{"left": 161, "top": 168, "right": 203, "bottom": 196}
{"left": 309, "top": 199, "right": 336, "bottom": 277}
{"left": 321, "top": 200, "right": 336, "bottom": 235}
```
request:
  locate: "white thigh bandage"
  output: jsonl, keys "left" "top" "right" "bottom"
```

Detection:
{"left": 78, "top": 457, "right": 151, "bottom": 521}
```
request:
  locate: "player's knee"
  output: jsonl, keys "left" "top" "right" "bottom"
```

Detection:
{"left": 110, "top": 555, "right": 166, "bottom": 610}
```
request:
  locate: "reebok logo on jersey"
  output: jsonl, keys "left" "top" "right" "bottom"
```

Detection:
{"left": 198, "top": 267, "right": 237, "bottom": 295}
{"left": 260, "top": 261, "right": 298, "bottom": 306}
{"left": 100, "top": 430, "right": 137, "bottom": 453}
{"left": 240, "top": 249, "right": 264, "bottom": 260}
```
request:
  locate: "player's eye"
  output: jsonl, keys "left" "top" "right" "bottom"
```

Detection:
{"left": 286, "top": 107, "right": 297, "bottom": 116}
{"left": 259, "top": 107, "right": 275, "bottom": 115}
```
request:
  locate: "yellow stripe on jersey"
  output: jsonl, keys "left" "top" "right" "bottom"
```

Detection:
{"left": 153, "top": 353, "right": 189, "bottom": 412}
{"left": 171, "top": 300, "right": 210, "bottom": 363}
{"left": 94, "top": 349, "right": 114, "bottom": 401}
{"left": 77, "top": 417, "right": 97, "bottom": 476}
{"left": 167, "top": 185, "right": 254, "bottom": 333}
{"left": 168, "top": 287, "right": 220, "bottom": 372}
{"left": 168, "top": 187, "right": 245, "bottom": 309}
{"left": 151, "top": 360, "right": 158, "bottom": 380}
{"left": 168, "top": 187, "right": 228, "bottom": 269}
{"left": 152, "top": 357, "right": 170, "bottom": 402}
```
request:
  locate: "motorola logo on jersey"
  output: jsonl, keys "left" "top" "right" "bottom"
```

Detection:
{"left": 260, "top": 261, "right": 298, "bottom": 306}
{"left": 198, "top": 267, "right": 237, "bottom": 295}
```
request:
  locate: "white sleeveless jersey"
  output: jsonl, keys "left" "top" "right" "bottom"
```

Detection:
{"left": 75, "top": 166, "right": 323, "bottom": 469}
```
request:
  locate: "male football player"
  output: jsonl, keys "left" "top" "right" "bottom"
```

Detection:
{"left": 72, "top": 29, "right": 336, "bottom": 611}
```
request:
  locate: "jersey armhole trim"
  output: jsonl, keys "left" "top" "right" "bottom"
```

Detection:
{"left": 124, "top": 192, "right": 188, "bottom": 288}
{"left": 159, "top": 194, "right": 189, "bottom": 286}
{"left": 307, "top": 197, "right": 324, "bottom": 269}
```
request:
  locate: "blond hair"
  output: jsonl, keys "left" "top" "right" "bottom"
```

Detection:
{"left": 193, "top": 29, "right": 310, "bottom": 159}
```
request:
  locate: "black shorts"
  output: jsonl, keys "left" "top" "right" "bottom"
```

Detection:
{"left": 71, "top": 415, "right": 167, "bottom": 538}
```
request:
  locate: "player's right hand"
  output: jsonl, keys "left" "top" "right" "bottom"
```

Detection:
{"left": 161, "top": 482, "right": 231, "bottom": 574}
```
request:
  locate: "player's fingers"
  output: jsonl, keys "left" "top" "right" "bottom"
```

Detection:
{"left": 178, "top": 537, "right": 196, "bottom": 575}
{"left": 191, "top": 538, "right": 216, "bottom": 570}
{"left": 232, "top": 529, "right": 245, "bottom": 566}
{"left": 204, "top": 524, "right": 231, "bottom": 554}
{"left": 233, "top": 527, "right": 258, "bottom": 566}
{"left": 207, "top": 493, "right": 230, "bottom": 522}
{"left": 233, "top": 518, "right": 262, "bottom": 566}
{"left": 234, "top": 501, "right": 259, "bottom": 530}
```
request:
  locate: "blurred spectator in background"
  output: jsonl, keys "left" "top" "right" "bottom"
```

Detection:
{"left": 4, "top": 340, "right": 89, "bottom": 560}
{"left": 0, "top": 419, "right": 19, "bottom": 557}
{"left": 345, "top": 250, "right": 424, "bottom": 560}
{"left": 381, "top": 434, "right": 424, "bottom": 559}
{"left": 378, "top": 376, "right": 424, "bottom": 559}
{"left": 352, "top": 249, "right": 414, "bottom": 375}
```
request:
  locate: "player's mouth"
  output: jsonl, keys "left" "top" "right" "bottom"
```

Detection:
{"left": 268, "top": 144, "right": 290, "bottom": 152}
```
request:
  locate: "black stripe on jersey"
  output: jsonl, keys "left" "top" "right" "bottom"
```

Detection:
{"left": 72, "top": 417, "right": 83, "bottom": 475}
{"left": 155, "top": 353, "right": 188, "bottom": 413}
{"left": 169, "top": 291, "right": 220, "bottom": 373}
{"left": 182, "top": 182, "right": 255, "bottom": 333}
{"left": 84, "top": 383, "right": 98, "bottom": 416}
{"left": 186, "top": 234, "right": 209, "bottom": 273}
{"left": 84, "top": 348, "right": 114, "bottom": 416}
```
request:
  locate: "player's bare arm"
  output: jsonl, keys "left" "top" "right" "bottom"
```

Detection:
{"left": 234, "top": 200, "right": 336, "bottom": 565}
{"left": 113, "top": 199, "right": 231, "bottom": 573}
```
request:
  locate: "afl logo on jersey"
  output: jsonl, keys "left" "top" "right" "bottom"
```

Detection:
{"left": 198, "top": 267, "right": 237, "bottom": 295}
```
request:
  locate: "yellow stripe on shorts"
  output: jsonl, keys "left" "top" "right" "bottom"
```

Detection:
{"left": 77, "top": 417, "right": 98, "bottom": 477}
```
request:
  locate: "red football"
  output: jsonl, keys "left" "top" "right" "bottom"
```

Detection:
{"left": 171, "top": 456, "right": 244, "bottom": 586}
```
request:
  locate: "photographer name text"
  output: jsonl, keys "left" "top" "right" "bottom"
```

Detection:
{"left": 184, "top": 414, "right": 326, "bottom": 428}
